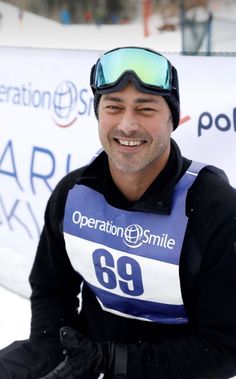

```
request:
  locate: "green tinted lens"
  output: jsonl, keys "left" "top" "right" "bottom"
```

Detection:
{"left": 95, "top": 48, "right": 171, "bottom": 90}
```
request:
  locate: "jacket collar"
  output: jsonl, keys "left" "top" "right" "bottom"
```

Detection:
{"left": 78, "top": 139, "right": 191, "bottom": 215}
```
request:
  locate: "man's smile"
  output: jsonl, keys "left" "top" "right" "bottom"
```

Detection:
{"left": 115, "top": 138, "right": 146, "bottom": 147}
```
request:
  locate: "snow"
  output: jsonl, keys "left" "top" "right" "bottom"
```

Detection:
{"left": 0, "top": 286, "right": 30, "bottom": 349}
{"left": 0, "top": 0, "right": 235, "bottom": 53}
{"left": 0, "top": 0, "right": 182, "bottom": 52}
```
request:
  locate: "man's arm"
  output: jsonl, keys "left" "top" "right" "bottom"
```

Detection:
{"left": 29, "top": 172, "right": 83, "bottom": 377}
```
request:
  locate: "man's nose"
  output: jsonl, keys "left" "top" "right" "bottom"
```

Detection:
{"left": 117, "top": 110, "right": 139, "bottom": 133}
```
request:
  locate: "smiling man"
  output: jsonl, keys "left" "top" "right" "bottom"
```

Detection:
{"left": 98, "top": 85, "right": 173, "bottom": 201}
{"left": 1, "top": 46, "right": 236, "bottom": 379}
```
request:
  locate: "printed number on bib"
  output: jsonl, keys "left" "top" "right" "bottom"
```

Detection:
{"left": 92, "top": 249, "right": 144, "bottom": 296}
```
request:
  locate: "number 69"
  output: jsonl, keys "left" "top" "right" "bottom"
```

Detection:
{"left": 92, "top": 248, "right": 144, "bottom": 296}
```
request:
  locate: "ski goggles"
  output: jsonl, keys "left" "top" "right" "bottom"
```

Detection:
{"left": 90, "top": 47, "right": 175, "bottom": 95}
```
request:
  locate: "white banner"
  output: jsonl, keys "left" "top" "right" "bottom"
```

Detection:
{"left": 170, "top": 54, "right": 235, "bottom": 186}
{"left": 0, "top": 47, "right": 235, "bottom": 297}
{"left": 0, "top": 47, "right": 101, "bottom": 295}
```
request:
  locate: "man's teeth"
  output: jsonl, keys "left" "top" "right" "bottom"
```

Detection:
{"left": 118, "top": 139, "right": 142, "bottom": 146}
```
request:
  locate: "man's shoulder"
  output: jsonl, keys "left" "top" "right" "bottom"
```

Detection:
{"left": 48, "top": 165, "right": 88, "bottom": 211}
{"left": 186, "top": 163, "right": 236, "bottom": 216}
{"left": 55, "top": 165, "right": 87, "bottom": 192}
{"left": 196, "top": 164, "right": 235, "bottom": 196}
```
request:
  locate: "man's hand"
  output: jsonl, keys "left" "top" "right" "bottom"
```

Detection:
{"left": 38, "top": 357, "right": 74, "bottom": 378}
{"left": 39, "top": 326, "right": 110, "bottom": 379}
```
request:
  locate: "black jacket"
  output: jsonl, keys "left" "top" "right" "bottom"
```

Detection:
{"left": 29, "top": 139, "right": 236, "bottom": 378}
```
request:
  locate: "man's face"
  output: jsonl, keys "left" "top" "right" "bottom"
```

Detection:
{"left": 98, "top": 83, "right": 173, "bottom": 175}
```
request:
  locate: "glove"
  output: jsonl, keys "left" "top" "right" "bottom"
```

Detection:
{"left": 37, "top": 358, "right": 73, "bottom": 379}
{"left": 29, "top": 336, "right": 64, "bottom": 379}
{"left": 39, "top": 326, "right": 113, "bottom": 379}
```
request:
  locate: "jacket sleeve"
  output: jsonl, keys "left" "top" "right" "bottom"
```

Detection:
{"left": 29, "top": 170, "right": 83, "bottom": 375}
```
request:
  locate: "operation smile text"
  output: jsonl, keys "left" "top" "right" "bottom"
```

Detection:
{"left": 72, "top": 210, "right": 176, "bottom": 250}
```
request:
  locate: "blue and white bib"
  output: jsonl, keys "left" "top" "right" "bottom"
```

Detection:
{"left": 63, "top": 161, "right": 205, "bottom": 324}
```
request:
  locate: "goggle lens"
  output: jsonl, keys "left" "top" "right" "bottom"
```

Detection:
{"left": 93, "top": 47, "right": 172, "bottom": 92}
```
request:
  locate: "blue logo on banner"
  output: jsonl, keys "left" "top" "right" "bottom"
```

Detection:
{"left": 53, "top": 81, "right": 78, "bottom": 127}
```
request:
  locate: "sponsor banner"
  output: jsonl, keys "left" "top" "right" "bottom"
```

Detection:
{"left": 0, "top": 46, "right": 102, "bottom": 295}
{"left": 169, "top": 54, "right": 235, "bottom": 187}
{"left": 0, "top": 47, "right": 235, "bottom": 297}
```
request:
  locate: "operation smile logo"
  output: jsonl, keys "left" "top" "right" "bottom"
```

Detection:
{"left": 53, "top": 81, "right": 78, "bottom": 127}
{"left": 72, "top": 211, "right": 176, "bottom": 250}
{"left": 124, "top": 224, "right": 143, "bottom": 248}
{"left": 0, "top": 80, "right": 94, "bottom": 128}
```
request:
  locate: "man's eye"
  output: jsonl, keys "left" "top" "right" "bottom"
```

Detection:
{"left": 139, "top": 107, "right": 156, "bottom": 112}
{"left": 106, "top": 105, "right": 120, "bottom": 110}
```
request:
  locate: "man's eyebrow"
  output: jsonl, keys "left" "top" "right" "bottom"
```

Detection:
{"left": 102, "top": 94, "right": 160, "bottom": 103}
{"left": 135, "top": 97, "right": 160, "bottom": 104}
{"left": 102, "top": 94, "right": 123, "bottom": 102}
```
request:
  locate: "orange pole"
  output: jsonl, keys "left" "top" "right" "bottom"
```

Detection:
{"left": 143, "top": 0, "right": 152, "bottom": 37}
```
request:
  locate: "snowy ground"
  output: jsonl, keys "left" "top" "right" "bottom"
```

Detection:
{"left": 0, "top": 0, "right": 182, "bottom": 52}
{"left": 0, "top": 286, "right": 30, "bottom": 349}
{"left": 0, "top": 0, "right": 235, "bottom": 52}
